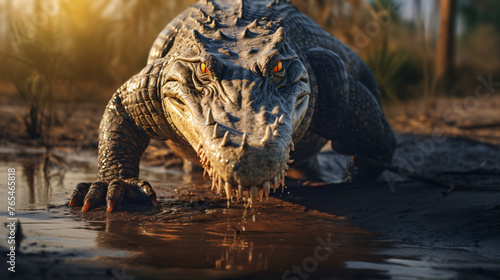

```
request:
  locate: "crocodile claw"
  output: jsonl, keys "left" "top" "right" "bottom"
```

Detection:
{"left": 82, "top": 200, "right": 92, "bottom": 212}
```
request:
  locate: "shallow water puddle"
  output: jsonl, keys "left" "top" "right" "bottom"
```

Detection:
{"left": 0, "top": 153, "right": 386, "bottom": 279}
{"left": 1, "top": 151, "right": 500, "bottom": 279}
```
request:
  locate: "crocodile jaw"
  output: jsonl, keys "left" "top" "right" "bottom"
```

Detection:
{"left": 195, "top": 134, "right": 295, "bottom": 206}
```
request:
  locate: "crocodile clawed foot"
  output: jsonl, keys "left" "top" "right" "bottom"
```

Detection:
{"left": 68, "top": 179, "right": 157, "bottom": 212}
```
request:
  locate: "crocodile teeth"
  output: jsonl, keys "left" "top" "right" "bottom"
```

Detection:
{"left": 220, "top": 131, "right": 230, "bottom": 147}
{"left": 250, "top": 186, "right": 258, "bottom": 206}
{"left": 263, "top": 181, "right": 271, "bottom": 200}
{"left": 261, "top": 126, "right": 273, "bottom": 145}
{"left": 217, "top": 176, "right": 223, "bottom": 195}
{"left": 213, "top": 123, "right": 222, "bottom": 138}
{"left": 206, "top": 108, "right": 215, "bottom": 126}
{"left": 258, "top": 189, "right": 264, "bottom": 201}
{"left": 272, "top": 106, "right": 279, "bottom": 114}
{"left": 240, "top": 132, "right": 248, "bottom": 149}
{"left": 225, "top": 182, "right": 232, "bottom": 202}
{"left": 281, "top": 169, "right": 286, "bottom": 192}
{"left": 286, "top": 157, "right": 294, "bottom": 164}
{"left": 237, "top": 185, "right": 243, "bottom": 200}
{"left": 278, "top": 114, "right": 284, "bottom": 124}
{"left": 204, "top": 163, "right": 288, "bottom": 206}
{"left": 290, "top": 141, "right": 295, "bottom": 151}
{"left": 212, "top": 175, "right": 217, "bottom": 191}
{"left": 196, "top": 142, "right": 202, "bottom": 154}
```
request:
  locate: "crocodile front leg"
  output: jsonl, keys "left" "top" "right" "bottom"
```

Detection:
{"left": 307, "top": 48, "right": 396, "bottom": 183}
{"left": 69, "top": 59, "right": 176, "bottom": 211}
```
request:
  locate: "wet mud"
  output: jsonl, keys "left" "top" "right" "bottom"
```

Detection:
{"left": 1, "top": 134, "right": 500, "bottom": 280}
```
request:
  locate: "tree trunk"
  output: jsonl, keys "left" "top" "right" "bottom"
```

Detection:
{"left": 435, "top": 0, "right": 456, "bottom": 86}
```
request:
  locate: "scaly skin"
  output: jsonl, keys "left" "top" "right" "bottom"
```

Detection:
{"left": 69, "top": 0, "right": 396, "bottom": 212}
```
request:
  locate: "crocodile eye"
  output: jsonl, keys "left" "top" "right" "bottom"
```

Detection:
{"left": 200, "top": 62, "right": 208, "bottom": 74}
{"left": 273, "top": 61, "right": 283, "bottom": 73}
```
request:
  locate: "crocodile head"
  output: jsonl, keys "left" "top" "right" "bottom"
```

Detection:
{"left": 160, "top": 14, "right": 311, "bottom": 205}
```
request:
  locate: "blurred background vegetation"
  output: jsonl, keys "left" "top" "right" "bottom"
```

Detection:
{"left": 0, "top": 0, "right": 499, "bottom": 141}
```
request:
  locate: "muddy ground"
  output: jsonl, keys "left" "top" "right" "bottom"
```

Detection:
{"left": 0, "top": 93, "right": 500, "bottom": 279}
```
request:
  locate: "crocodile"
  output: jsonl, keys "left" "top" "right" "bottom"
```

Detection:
{"left": 69, "top": 0, "right": 396, "bottom": 212}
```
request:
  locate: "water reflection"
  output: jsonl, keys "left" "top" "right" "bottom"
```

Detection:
{"left": 79, "top": 187, "right": 386, "bottom": 278}
{"left": 0, "top": 151, "right": 68, "bottom": 208}
{"left": 2, "top": 152, "right": 500, "bottom": 279}
{"left": 23, "top": 160, "right": 37, "bottom": 205}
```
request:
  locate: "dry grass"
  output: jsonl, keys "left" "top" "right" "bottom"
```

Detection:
{"left": 0, "top": 0, "right": 499, "bottom": 127}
